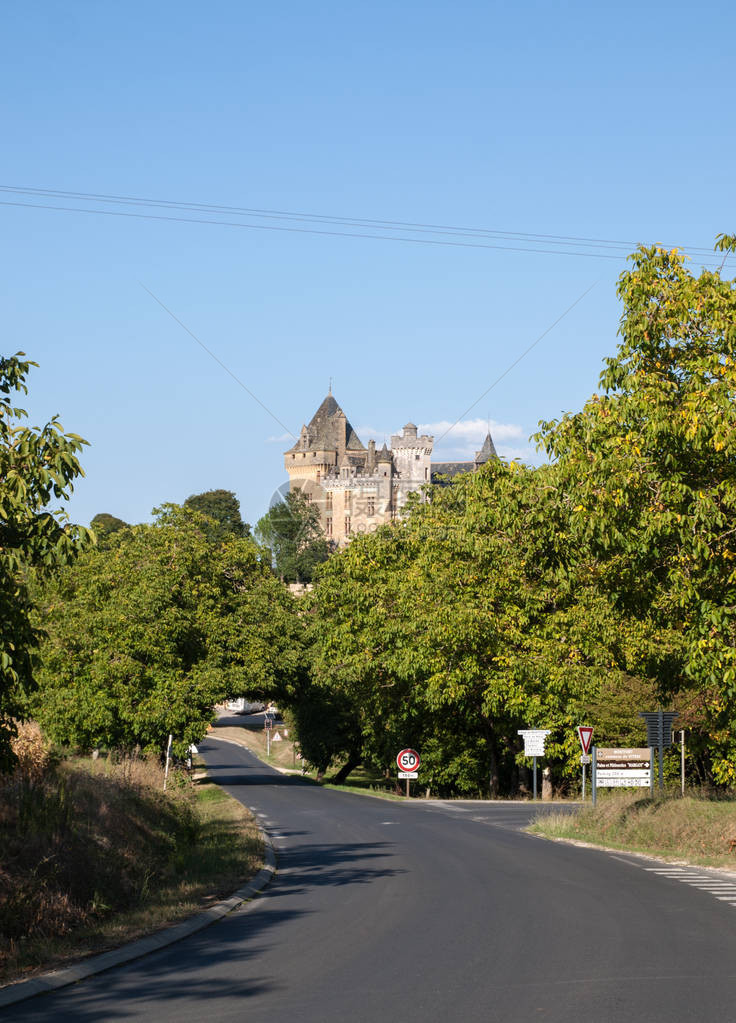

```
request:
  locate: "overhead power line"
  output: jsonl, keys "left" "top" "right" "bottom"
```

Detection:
{"left": 0, "top": 183, "right": 730, "bottom": 266}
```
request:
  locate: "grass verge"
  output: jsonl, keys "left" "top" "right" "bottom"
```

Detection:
{"left": 529, "top": 790, "right": 736, "bottom": 868}
{"left": 0, "top": 737, "right": 262, "bottom": 987}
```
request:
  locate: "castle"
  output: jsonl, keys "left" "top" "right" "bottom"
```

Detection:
{"left": 284, "top": 392, "right": 497, "bottom": 546}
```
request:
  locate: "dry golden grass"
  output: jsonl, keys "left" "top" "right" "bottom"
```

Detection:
{"left": 0, "top": 748, "right": 262, "bottom": 986}
{"left": 530, "top": 790, "right": 736, "bottom": 867}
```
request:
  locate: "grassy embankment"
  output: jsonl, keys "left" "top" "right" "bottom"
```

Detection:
{"left": 530, "top": 790, "right": 736, "bottom": 868}
{"left": 0, "top": 724, "right": 263, "bottom": 986}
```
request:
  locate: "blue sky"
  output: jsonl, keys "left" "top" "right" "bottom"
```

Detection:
{"left": 2, "top": 1, "right": 734, "bottom": 529}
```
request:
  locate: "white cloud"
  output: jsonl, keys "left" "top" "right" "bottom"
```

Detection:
{"left": 271, "top": 419, "right": 537, "bottom": 463}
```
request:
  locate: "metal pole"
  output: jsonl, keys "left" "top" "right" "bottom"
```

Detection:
{"left": 582, "top": 762, "right": 586, "bottom": 801}
{"left": 591, "top": 746, "right": 597, "bottom": 807}
{"left": 658, "top": 709, "right": 664, "bottom": 792}
{"left": 533, "top": 756, "right": 537, "bottom": 801}
{"left": 681, "top": 729, "right": 685, "bottom": 796}
{"left": 649, "top": 746, "right": 655, "bottom": 798}
{"left": 406, "top": 777, "right": 410, "bottom": 799}
{"left": 267, "top": 729, "right": 271, "bottom": 758}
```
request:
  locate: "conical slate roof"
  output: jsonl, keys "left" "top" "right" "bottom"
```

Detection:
{"left": 475, "top": 431, "right": 498, "bottom": 463}
{"left": 285, "top": 393, "right": 365, "bottom": 453}
{"left": 376, "top": 442, "right": 392, "bottom": 462}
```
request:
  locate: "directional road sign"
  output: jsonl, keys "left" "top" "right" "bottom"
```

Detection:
{"left": 577, "top": 726, "right": 594, "bottom": 755}
{"left": 517, "top": 729, "right": 550, "bottom": 757}
{"left": 397, "top": 749, "right": 420, "bottom": 773}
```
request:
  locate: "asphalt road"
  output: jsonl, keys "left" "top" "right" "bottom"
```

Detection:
{"left": 11, "top": 739, "right": 736, "bottom": 1022}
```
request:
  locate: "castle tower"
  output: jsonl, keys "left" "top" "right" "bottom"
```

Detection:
{"left": 390, "top": 422, "right": 434, "bottom": 486}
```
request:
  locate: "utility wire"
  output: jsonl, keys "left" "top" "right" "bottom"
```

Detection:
{"left": 436, "top": 281, "right": 599, "bottom": 445}
{"left": 0, "top": 199, "right": 630, "bottom": 260}
{"left": 0, "top": 183, "right": 730, "bottom": 264}
{"left": 139, "top": 283, "right": 296, "bottom": 441}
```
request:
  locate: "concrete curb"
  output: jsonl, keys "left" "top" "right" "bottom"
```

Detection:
{"left": 0, "top": 789, "right": 277, "bottom": 1008}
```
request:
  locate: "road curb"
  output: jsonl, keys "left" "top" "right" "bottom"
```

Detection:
{"left": 0, "top": 791, "right": 277, "bottom": 1008}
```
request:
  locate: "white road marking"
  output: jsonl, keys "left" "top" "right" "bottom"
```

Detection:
{"left": 643, "top": 866, "right": 736, "bottom": 908}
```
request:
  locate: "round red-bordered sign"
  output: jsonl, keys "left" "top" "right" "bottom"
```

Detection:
{"left": 397, "top": 748, "right": 420, "bottom": 772}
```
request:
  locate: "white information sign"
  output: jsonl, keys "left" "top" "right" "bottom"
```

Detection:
{"left": 398, "top": 771, "right": 418, "bottom": 779}
{"left": 596, "top": 769, "right": 650, "bottom": 780}
{"left": 597, "top": 776, "right": 650, "bottom": 788}
{"left": 518, "top": 729, "right": 551, "bottom": 757}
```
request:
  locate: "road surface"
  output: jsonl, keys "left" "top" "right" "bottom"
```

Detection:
{"left": 11, "top": 738, "right": 736, "bottom": 1022}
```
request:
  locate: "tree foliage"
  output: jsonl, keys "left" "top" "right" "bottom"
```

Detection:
{"left": 33, "top": 505, "right": 303, "bottom": 757}
{"left": 537, "top": 240, "right": 736, "bottom": 781}
{"left": 255, "top": 489, "right": 330, "bottom": 583}
{"left": 297, "top": 238, "right": 736, "bottom": 793}
{"left": 0, "top": 353, "right": 89, "bottom": 769}
{"left": 183, "top": 489, "right": 250, "bottom": 541}
{"left": 90, "top": 512, "right": 128, "bottom": 547}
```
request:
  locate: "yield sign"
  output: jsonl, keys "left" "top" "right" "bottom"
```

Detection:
{"left": 577, "top": 726, "right": 594, "bottom": 755}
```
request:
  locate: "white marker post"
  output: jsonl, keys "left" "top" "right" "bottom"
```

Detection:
{"left": 163, "top": 733, "right": 173, "bottom": 791}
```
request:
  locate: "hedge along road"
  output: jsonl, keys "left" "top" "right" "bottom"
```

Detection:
{"left": 12, "top": 739, "right": 736, "bottom": 1023}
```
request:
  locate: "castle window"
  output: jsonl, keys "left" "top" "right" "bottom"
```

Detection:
{"left": 415, "top": 454, "right": 420, "bottom": 461}
{"left": 345, "top": 517, "right": 351, "bottom": 535}
{"left": 425, "top": 468, "right": 428, "bottom": 480}
{"left": 367, "top": 497, "right": 375, "bottom": 516}
{"left": 304, "top": 492, "right": 312, "bottom": 503}
{"left": 316, "top": 471, "right": 321, "bottom": 482}
{"left": 326, "top": 517, "right": 332, "bottom": 537}
{"left": 326, "top": 492, "right": 333, "bottom": 510}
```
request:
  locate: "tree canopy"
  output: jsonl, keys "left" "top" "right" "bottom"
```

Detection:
{"left": 33, "top": 505, "right": 304, "bottom": 757}
{"left": 537, "top": 238, "right": 736, "bottom": 782}
{"left": 293, "top": 238, "right": 736, "bottom": 792}
{"left": 255, "top": 489, "right": 330, "bottom": 583}
{"left": 90, "top": 513, "right": 128, "bottom": 547}
{"left": 183, "top": 489, "right": 250, "bottom": 541}
{"left": 0, "top": 353, "right": 89, "bottom": 769}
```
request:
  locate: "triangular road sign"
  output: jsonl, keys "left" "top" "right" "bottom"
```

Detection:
{"left": 577, "top": 726, "right": 593, "bottom": 754}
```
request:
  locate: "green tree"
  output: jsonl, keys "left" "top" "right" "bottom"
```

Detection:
{"left": 255, "top": 489, "right": 330, "bottom": 583}
{"left": 33, "top": 505, "right": 304, "bottom": 757}
{"left": 0, "top": 353, "right": 89, "bottom": 769}
{"left": 90, "top": 512, "right": 128, "bottom": 547}
{"left": 537, "top": 238, "right": 736, "bottom": 782}
{"left": 309, "top": 462, "right": 623, "bottom": 795}
{"left": 184, "top": 489, "right": 250, "bottom": 541}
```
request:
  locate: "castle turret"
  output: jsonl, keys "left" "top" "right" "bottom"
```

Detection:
{"left": 390, "top": 421, "right": 433, "bottom": 484}
{"left": 474, "top": 431, "right": 498, "bottom": 469}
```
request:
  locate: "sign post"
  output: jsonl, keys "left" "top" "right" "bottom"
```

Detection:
{"left": 577, "top": 726, "right": 594, "bottom": 801}
{"left": 518, "top": 729, "right": 551, "bottom": 800}
{"left": 639, "top": 710, "right": 679, "bottom": 793}
{"left": 397, "top": 748, "right": 420, "bottom": 798}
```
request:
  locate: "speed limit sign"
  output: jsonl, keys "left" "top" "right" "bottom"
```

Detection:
{"left": 397, "top": 748, "right": 420, "bottom": 773}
